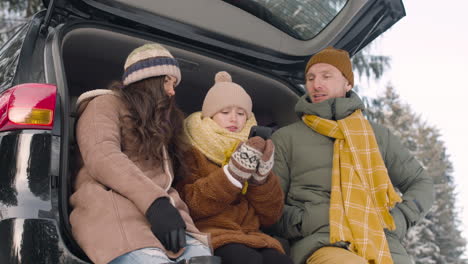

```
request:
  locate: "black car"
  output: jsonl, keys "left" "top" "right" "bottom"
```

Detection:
{"left": 0, "top": 0, "right": 405, "bottom": 263}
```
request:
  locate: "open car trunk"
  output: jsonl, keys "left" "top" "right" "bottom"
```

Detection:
{"left": 54, "top": 21, "right": 301, "bottom": 261}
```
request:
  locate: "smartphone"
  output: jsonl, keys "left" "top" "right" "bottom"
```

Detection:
{"left": 248, "top": 126, "right": 273, "bottom": 140}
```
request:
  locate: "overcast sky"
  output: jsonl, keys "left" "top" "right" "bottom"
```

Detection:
{"left": 358, "top": 0, "right": 468, "bottom": 254}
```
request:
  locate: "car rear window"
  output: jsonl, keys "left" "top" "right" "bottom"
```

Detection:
{"left": 223, "top": 0, "right": 348, "bottom": 40}
{"left": 0, "top": 23, "right": 29, "bottom": 92}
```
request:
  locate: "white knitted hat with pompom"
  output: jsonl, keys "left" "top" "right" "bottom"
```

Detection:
{"left": 201, "top": 71, "right": 252, "bottom": 118}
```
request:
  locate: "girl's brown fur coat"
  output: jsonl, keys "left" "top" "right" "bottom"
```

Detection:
{"left": 176, "top": 148, "right": 285, "bottom": 253}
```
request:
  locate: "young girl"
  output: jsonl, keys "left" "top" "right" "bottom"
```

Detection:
{"left": 70, "top": 43, "right": 219, "bottom": 264}
{"left": 177, "top": 71, "right": 293, "bottom": 264}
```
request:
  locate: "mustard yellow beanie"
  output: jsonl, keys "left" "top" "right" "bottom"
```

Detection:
{"left": 305, "top": 46, "right": 354, "bottom": 87}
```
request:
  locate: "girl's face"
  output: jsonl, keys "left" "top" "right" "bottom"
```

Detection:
{"left": 212, "top": 106, "right": 247, "bottom": 133}
{"left": 163, "top": 75, "right": 177, "bottom": 97}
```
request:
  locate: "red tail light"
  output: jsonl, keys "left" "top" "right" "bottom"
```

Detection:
{"left": 0, "top": 83, "right": 57, "bottom": 132}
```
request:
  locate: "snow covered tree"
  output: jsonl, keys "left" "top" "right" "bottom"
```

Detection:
{"left": 352, "top": 48, "right": 391, "bottom": 82}
{"left": 366, "top": 85, "right": 467, "bottom": 264}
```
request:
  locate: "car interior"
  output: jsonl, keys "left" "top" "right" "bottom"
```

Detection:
{"left": 59, "top": 25, "right": 302, "bottom": 260}
{"left": 62, "top": 26, "right": 301, "bottom": 127}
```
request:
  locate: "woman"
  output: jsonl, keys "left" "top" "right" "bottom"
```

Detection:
{"left": 70, "top": 43, "right": 219, "bottom": 264}
{"left": 177, "top": 71, "right": 293, "bottom": 264}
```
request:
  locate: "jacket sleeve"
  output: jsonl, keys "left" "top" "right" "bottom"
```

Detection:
{"left": 76, "top": 95, "right": 168, "bottom": 215}
{"left": 176, "top": 150, "right": 242, "bottom": 220}
{"left": 271, "top": 132, "right": 290, "bottom": 193}
{"left": 266, "top": 132, "right": 303, "bottom": 239}
{"left": 246, "top": 172, "right": 284, "bottom": 227}
{"left": 381, "top": 127, "right": 434, "bottom": 228}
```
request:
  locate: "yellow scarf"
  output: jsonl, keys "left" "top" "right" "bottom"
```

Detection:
{"left": 303, "top": 109, "right": 402, "bottom": 264}
{"left": 184, "top": 111, "right": 257, "bottom": 166}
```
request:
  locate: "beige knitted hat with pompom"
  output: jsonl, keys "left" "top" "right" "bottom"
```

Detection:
{"left": 201, "top": 71, "right": 252, "bottom": 118}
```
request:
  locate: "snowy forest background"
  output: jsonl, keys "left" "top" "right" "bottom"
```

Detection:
{"left": 0, "top": 0, "right": 466, "bottom": 263}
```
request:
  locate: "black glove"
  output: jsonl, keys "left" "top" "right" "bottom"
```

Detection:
{"left": 146, "top": 197, "right": 186, "bottom": 252}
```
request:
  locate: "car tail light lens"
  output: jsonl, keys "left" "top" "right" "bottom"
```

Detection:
{"left": 0, "top": 83, "right": 57, "bottom": 132}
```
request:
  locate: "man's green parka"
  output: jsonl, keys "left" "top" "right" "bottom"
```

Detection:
{"left": 271, "top": 92, "right": 434, "bottom": 264}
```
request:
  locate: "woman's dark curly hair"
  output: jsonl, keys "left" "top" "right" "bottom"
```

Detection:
{"left": 111, "top": 76, "right": 190, "bottom": 183}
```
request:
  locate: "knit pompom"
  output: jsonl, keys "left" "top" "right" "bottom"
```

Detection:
{"left": 215, "top": 71, "right": 232, "bottom": 83}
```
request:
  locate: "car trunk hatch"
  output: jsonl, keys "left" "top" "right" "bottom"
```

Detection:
{"left": 43, "top": 0, "right": 405, "bottom": 80}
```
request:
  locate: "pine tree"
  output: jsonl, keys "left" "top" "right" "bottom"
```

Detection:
{"left": 352, "top": 49, "right": 391, "bottom": 82}
{"left": 366, "top": 85, "right": 467, "bottom": 263}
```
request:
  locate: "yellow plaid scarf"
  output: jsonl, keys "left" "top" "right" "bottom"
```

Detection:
{"left": 303, "top": 109, "right": 402, "bottom": 264}
{"left": 184, "top": 111, "right": 257, "bottom": 165}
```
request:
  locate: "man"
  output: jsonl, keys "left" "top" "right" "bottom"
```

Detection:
{"left": 271, "top": 47, "right": 433, "bottom": 264}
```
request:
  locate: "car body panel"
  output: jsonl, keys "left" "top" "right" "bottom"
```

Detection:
{"left": 0, "top": 218, "right": 87, "bottom": 263}
{"left": 0, "top": 11, "right": 89, "bottom": 263}
{"left": 0, "top": 132, "right": 53, "bottom": 220}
